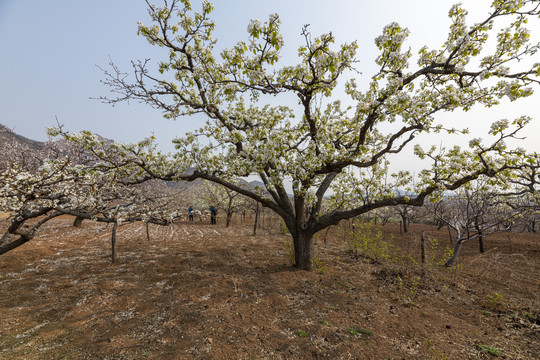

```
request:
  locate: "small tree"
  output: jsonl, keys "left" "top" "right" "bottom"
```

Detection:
{"left": 393, "top": 203, "right": 421, "bottom": 233}
{"left": 74, "top": 0, "right": 540, "bottom": 269}
{"left": 429, "top": 178, "right": 535, "bottom": 266}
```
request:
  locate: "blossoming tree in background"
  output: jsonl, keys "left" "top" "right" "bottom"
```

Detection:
{"left": 0, "top": 138, "right": 183, "bottom": 258}
{"left": 62, "top": 0, "right": 539, "bottom": 269}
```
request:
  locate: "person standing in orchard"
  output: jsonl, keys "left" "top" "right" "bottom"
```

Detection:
{"left": 188, "top": 206, "right": 194, "bottom": 222}
{"left": 210, "top": 206, "right": 218, "bottom": 225}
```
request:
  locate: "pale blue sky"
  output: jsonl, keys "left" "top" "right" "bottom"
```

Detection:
{"left": 1, "top": 0, "right": 539, "bottom": 162}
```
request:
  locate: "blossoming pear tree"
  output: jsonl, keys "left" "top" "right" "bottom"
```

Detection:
{"left": 78, "top": 0, "right": 539, "bottom": 270}
{"left": 0, "top": 145, "right": 182, "bottom": 257}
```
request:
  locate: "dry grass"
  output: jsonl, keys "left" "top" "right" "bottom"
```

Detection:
{"left": 0, "top": 217, "right": 538, "bottom": 359}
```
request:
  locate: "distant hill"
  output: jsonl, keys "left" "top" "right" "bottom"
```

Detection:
{"left": 0, "top": 124, "right": 271, "bottom": 195}
{"left": 0, "top": 124, "right": 45, "bottom": 151}
{"left": 248, "top": 180, "right": 265, "bottom": 189}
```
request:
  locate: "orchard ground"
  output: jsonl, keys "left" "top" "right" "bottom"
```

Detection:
{"left": 0, "top": 216, "right": 538, "bottom": 359}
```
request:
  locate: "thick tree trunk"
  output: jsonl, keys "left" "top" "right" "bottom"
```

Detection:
{"left": 293, "top": 231, "right": 314, "bottom": 270}
{"left": 226, "top": 211, "right": 232, "bottom": 227}
{"left": 73, "top": 216, "right": 84, "bottom": 228}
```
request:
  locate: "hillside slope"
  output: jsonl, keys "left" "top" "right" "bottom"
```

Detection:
{"left": 0, "top": 124, "right": 45, "bottom": 151}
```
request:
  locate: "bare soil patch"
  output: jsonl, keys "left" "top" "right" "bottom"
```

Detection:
{"left": 0, "top": 217, "right": 538, "bottom": 359}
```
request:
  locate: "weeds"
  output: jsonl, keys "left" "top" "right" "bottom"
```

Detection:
{"left": 349, "top": 327, "right": 373, "bottom": 337}
{"left": 319, "top": 320, "right": 332, "bottom": 327}
{"left": 311, "top": 257, "right": 327, "bottom": 274}
{"left": 284, "top": 236, "right": 295, "bottom": 265}
{"left": 476, "top": 344, "right": 502, "bottom": 356}
{"left": 280, "top": 221, "right": 289, "bottom": 235}
{"left": 523, "top": 311, "right": 537, "bottom": 323}
{"left": 413, "top": 237, "right": 455, "bottom": 267}
{"left": 142, "top": 347, "right": 151, "bottom": 358}
{"left": 481, "top": 293, "right": 506, "bottom": 312}
{"left": 402, "top": 276, "right": 420, "bottom": 305}
{"left": 281, "top": 222, "right": 296, "bottom": 265}
{"left": 342, "top": 220, "right": 395, "bottom": 263}
{"left": 295, "top": 329, "right": 307, "bottom": 337}
{"left": 424, "top": 339, "right": 449, "bottom": 360}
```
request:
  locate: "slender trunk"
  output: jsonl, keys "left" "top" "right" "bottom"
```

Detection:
{"left": 111, "top": 221, "right": 118, "bottom": 264}
{"left": 146, "top": 222, "right": 151, "bottom": 242}
{"left": 421, "top": 230, "right": 426, "bottom": 264}
{"left": 445, "top": 237, "right": 466, "bottom": 267}
{"left": 401, "top": 214, "right": 408, "bottom": 233}
{"left": 474, "top": 224, "right": 484, "bottom": 253}
{"left": 252, "top": 204, "right": 259, "bottom": 236}
{"left": 447, "top": 225, "right": 453, "bottom": 244}
{"left": 73, "top": 216, "right": 84, "bottom": 228}
{"left": 478, "top": 235, "right": 485, "bottom": 253}
{"left": 293, "top": 231, "right": 314, "bottom": 270}
{"left": 226, "top": 211, "right": 232, "bottom": 227}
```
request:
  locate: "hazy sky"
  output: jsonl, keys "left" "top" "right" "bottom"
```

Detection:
{"left": 1, "top": 0, "right": 539, "bottom": 166}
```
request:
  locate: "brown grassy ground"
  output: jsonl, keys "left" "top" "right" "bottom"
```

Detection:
{"left": 0, "top": 216, "right": 538, "bottom": 359}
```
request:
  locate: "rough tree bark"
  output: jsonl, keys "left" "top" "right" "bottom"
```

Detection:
{"left": 293, "top": 231, "right": 314, "bottom": 270}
